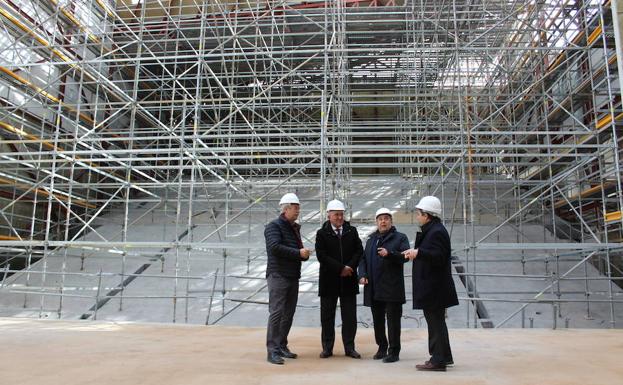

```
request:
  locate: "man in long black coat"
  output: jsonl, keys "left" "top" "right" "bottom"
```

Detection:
{"left": 315, "top": 199, "right": 364, "bottom": 358}
{"left": 403, "top": 196, "right": 458, "bottom": 372}
{"left": 358, "top": 208, "right": 410, "bottom": 363}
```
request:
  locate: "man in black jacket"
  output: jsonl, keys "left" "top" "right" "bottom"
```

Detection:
{"left": 403, "top": 196, "right": 458, "bottom": 372}
{"left": 264, "top": 192, "right": 312, "bottom": 365}
{"left": 315, "top": 199, "right": 364, "bottom": 359}
{"left": 358, "top": 208, "right": 410, "bottom": 363}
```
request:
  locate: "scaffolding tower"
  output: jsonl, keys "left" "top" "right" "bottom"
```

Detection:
{"left": 0, "top": 0, "right": 621, "bottom": 327}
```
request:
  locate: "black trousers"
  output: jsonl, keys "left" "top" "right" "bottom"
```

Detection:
{"left": 423, "top": 307, "right": 453, "bottom": 365}
{"left": 320, "top": 294, "right": 357, "bottom": 353}
{"left": 266, "top": 273, "right": 299, "bottom": 354}
{"left": 371, "top": 300, "right": 402, "bottom": 356}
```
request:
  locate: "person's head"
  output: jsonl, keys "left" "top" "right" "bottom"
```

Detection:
{"left": 414, "top": 209, "right": 434, "bottom": 227}
{"left": 414, "top": 196, "right": 441, "bottom": 226}
{"left": 279, "top": 193, "right": 300, "bottom": 223}
{"left": 375, "top": 208, "right": 393, "bottom": 234}
{"left": 326, "top": 199, "right": 345, "bottom": 229}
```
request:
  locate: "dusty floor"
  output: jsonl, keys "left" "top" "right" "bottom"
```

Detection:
{"left": 1, "top": 318, "right": 622, "bottom": 385}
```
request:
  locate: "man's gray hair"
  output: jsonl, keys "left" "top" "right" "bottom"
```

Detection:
{"left": 280, "top": 203, "right": 292, "bottom": 213}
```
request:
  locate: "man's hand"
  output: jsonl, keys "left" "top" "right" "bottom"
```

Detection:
{"left": 359, "top": 277, "right": 368, "bottom": 285}
{"left": 300, "top": 248, "right": 311, "bottom": 261}
{"left": 402, "top": 248, "right": 418, "bottom": 261}
{"left": 340, "top": 266, "right": 353, "bottom": 277}
{"left": 377, "top": 247, "right": 388, "bottom": 257}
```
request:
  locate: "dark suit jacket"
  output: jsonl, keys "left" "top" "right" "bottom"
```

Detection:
{"left": 411, "top": 218, "right": 459, "bottom": 309}
{"left": 358, "top": 226, "right": 410, "bottom": 306}
{"left": 315, "top": 221, "right": 363, "bottom": 297}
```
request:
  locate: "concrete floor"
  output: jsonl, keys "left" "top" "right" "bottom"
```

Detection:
{"left": 1, "top": 318, "right": 622, "bottom": 385}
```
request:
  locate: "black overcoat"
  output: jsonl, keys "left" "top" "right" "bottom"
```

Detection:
{"left": 315, "top": 221, "right": 363, "bottom": 297}
{"left": 411, "top": 218, "right": 459, "bottom": 309}
{"left": 358, "top": 226, "right": 410, "bottom": 306}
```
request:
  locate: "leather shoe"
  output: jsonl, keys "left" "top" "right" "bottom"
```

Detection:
{"left": 345, "top": 350, "right": 361, "bottom": 359}
{"left": 416, "top": 361, "right": 446, "bottom": 371}
{"left": 267, "top": 352, "right": 284, "bottom": 365}
{"left": 319, "top": 350, "right": 333, "bottom": 358}
{"left": 426, "top": 359, "right": 453, "bottom": 366}
{"left": 373, "top": 349, "right": 387, "bottom": 360}
{"left": 382, "top": 355, "right": 399, "bottom": 363}
{"left": 279, "top": 347, "right": 298, "bottom": 359}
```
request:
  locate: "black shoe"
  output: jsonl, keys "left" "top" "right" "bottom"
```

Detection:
{"left": 267, "top": 352, "right": 285, "bottom": 365}
{"left": 279, "top": 347, "right": 298, "bottom": 359}
{"left": 426, "top": 359, "right": 453, "bottom": 366}
{"left": 319, "top": 350, "right": 333, "bottom": 358}
{"left": 382, "top": 355, "right": 399, "bottom": 363}
{"left": 345, "top": 349, "right": 361, "bottom": 359}
{"left": 373, "top": 349, "right": 387, "bottom": 360}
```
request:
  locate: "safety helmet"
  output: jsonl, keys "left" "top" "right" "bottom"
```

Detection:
{"left": 375, "top": 207, "right": 393, "bottom": 219}
{"left": 279, "top": 193, "right": 300, "bottom": 205}
{"left": 326, "top": 199, "right": 345, "bottom": 212}
{"left": 415, "top": 196, "right": 442, "bottom": 216}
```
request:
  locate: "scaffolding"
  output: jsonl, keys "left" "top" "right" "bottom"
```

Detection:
{"left": 0, "top": 0, "right": 621, "bottom": 327}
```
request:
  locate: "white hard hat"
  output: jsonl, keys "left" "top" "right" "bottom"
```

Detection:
{"left": 415, "top": 196, "right": 442, "bottom": 216}
{"left": 279, "top": 193, "right": 300, "bottom": 205}
{"left": 326, "top": 199, "right": 345, "bottom": 212}
{"left": 375, "top": 207, "right": 392, "bottom": 218}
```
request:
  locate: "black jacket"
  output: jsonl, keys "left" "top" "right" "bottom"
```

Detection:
{"left": 411, "top": 218, "right": 459, "bottom": 310}
{"left": 264, "top": 215, "right": 304, "bottom": 279}
{"left": 315, "top": 221, "right": 364, "bottom": 297}
{"left": 358, "top": 226, "right": 410, "bottom": 306}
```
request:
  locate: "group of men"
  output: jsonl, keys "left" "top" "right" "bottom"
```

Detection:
{"left": 264, "top": 193, "right": 458, "bottom": 371}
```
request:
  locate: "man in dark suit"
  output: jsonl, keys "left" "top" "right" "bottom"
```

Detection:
{"left": 403, "top": 196, "right": 458, "bottom": 372}
{"left": 264, "top": 193, "right": 312, "bottom": 365}
{"left": 315, "top": 199, "right": 364, "bottom": 359}
{"left": 358, "top": 208, "right": 410, "bottom": 363}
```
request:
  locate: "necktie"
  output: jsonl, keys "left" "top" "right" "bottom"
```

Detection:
{"left": 336, "top": 228, "right": 342, "bottom": 238}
